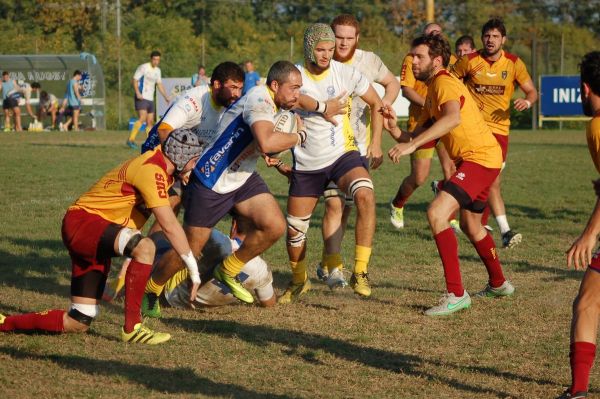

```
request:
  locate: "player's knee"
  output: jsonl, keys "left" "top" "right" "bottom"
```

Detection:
{"left": 267, "top": 214, "right": 287, "bottom": 241}
{"left": 65, "top": 303, "right": 99, "bottom": 333}
{"left": 574, "top": 290, "right": 600, "bottom": 316}
{"left": 348, "top": 178, "right": 374, "bottom": 206}
{"left": 130, "top": 237, "right": 156, "bottom": 263}
{"left": 286, "top": 214, "right": 311, "bottom": 247}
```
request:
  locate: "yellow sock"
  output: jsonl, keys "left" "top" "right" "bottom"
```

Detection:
{"left": 145, "top": 277, "right": 165, "bottom": 295}
{"left": 320, "top": 248, "right": 327, "bottom": 271}
{"left": 128, "top": 120, "right": 143, "bottom": 142}
{"left": 354, "top": 245, "right": 372, "bottom": 274}
{"left": 221, "top": 252, "right": 245, "bottom": 277}
{"left": 145, "top": 125, "right": 152, "bottom": 137}
{"left": 324, "top": 252, "right": 343, "bottom": 271}
{"left": 290, "top": 259, "right": 307, "bottom": 284}
{"left": 164, "top": 268, "right": 189, "bottom": 294}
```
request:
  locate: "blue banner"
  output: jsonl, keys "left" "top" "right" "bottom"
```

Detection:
{"left": 540, "top": 76, "right": 583, "bottom": 117}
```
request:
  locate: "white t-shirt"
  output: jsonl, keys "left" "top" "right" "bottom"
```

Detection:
{"left": 163, "top": 231, "right": 274, "bottom": 307}
{"left": 194, "top": 85, "right": 277, "bottom": 194}
{"left": 344, "top": 49, "right": 390, "bottom": 155}
{"left": 294, "top": 60, "right": 370, "bottom": 171}
{"left": 162, "top": 85, "right": 224, "bottom": 145}
{"left": 133, "top": 62, "right": 162, "bottom": 101}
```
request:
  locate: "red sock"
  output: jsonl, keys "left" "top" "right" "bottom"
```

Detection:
{"left": 481, "top": 205, "right": 491, "bottom": 226}
{"left": 0, "top": 309, "right": 65, "bottom": 333}
{"left": 436, "top": 180, "right": 444, "bottom": 191}
{"left": 392, "top": 187, "right": 411, "bottom": 209}
{"left": 570, "top": 341, "right": 596, "bottom": 394}
{"left": 434, "top": 228, "right": 464, "bottom": 296}
{"left": 124, "top": 260, "right": 153, "bottom": 333}
{"left": 473, "top": 233, "right": 505, "bottom": 288}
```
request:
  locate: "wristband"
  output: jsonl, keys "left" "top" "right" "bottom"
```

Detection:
{"left": 181, "top": 251, "right": 201, "bottom": 284}
{"left": 275, "top": 159, "right": 284, "bottom": 169}
{"left": 296, "top": 129, "right": 307, "bottom": 145}
{"left": 316, "top": 101, "right": 326, "bottom": 114}
{"left": 524, "top": 99, "right": 531, "bottom": 109}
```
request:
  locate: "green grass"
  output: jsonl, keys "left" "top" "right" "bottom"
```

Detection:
{"left": 0, "top": 129, "right": 596, "bottom": 398}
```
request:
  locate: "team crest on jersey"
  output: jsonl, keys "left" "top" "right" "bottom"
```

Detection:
{"left": 502, "top": 71, "right": 508, "bottom": 80}
{"left": 327, "top": 86, "right": 335, "bottom": 97}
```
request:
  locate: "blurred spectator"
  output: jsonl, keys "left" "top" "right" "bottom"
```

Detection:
{"left": 59, "top": 70, "right": 83, "bottom": 131}
{"left": 1, "top": 71, "right": 23, "bottom": 131}
{"left": 242, "top": 60, "right": 261, "bottom": 95}
{"left": 39, "top": 90, "right": 59, "bottom": 129}
{"left": 191, "top": 65, "right": 210, "bottom": 87}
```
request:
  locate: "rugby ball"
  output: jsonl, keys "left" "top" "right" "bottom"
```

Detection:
{"left": 269, "top": 110, "right": 298, "bottom": 158}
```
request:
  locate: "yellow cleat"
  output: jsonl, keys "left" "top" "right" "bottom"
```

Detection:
{"left": 121, "top": 323, "right": 171, "bottom": 345}
{"left": 350, "top": 272, "right": 371, "bottom": 297}
{"left": 278, "top": 279, "right": 312, "bottom": 304}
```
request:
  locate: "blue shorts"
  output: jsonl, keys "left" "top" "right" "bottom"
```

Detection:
{"left": 289, "top": 151, "right": 365, "bottom": 198}
{"left": 135, "top": 98, "right": 154, "bottom": 113}
{"left": 183, "top": 172, "right": 270, "bottom": 228}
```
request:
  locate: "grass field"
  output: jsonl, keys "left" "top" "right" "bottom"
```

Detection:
{"left": 0, "top": 129, "right": 596, "bottom": 398}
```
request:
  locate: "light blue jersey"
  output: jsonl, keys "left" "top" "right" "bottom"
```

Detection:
{"left": 1, "top": 79, "right": 16, "bottom": 100}
{"left": 66, "top": 78, "right": 80, "bottom": 107}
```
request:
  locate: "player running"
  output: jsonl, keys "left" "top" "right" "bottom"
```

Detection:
{"left": 0, "top": 128, "right": 204, "bottom": 344}
{"left": 385, "top": 34, "right": 514, "bottom": 316}
{"left": 451, "top": 18, "right": 538, "bottom": 248}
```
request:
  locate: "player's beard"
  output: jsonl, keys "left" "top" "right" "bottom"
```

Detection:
{"left": 482, "top": 44, "right": 501, "bottom": 58}
{"left": 214, "top": 89, "right": 236, "bottom": 107}
{"left": 335, "top": 42, "right": 357, "bottom": 63}
{"left": 582, "top": 97, "right": 593, "bottom": 117}
{"left": 414, "top": 63, "right": 434, "bottom": 82}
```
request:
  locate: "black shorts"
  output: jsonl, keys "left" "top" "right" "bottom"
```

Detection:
{"left": 183, "top": 172, "right": 270, "bottom": 228}
{"left": 135, "top": 98, "right": 154, "bottom": 113}
{"left": 3, "top": 97, "right": 18, "bottom": 109}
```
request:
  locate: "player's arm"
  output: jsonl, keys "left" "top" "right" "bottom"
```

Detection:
{"left": 381, "top": 105, "right": 413, "bottom": 143}
{"left": 157, "top": 82, "right": 170, "bottom": 103}
{"left": 359, "top": 85, "right": 385, "bottom": 169}
{"left": 74, "top": 82, "right": 82, "bottom": 102}
{"left": 151, "top": 205, "right": 201, "bottom": 298}
{"left": 251, "top": 118, "right": 305, "bottom": 155}
{"left": 297, "top": 93, "right": 347, "bottom": 126}
{"left": 379, "top": 72, "right": 401, "bottom": 107}
{"left": 567, "top": 191, "right": 600, "bottom": 270}
{"left": 514, "top": 79, "right": 538, "bottom": 112}
{"left": 132, "top": 78, "right": 143, "bottom": 100}
{"left": 388, "top": 100, "right": 460, "bottom": 163}
{"left": 401, "top": 86, "right": 425, "bottom": 107}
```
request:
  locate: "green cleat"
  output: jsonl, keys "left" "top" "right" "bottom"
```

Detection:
{"left": 425, "top": 292, "right": 471, "bottom": 316}
{"left": 389, "top": 201, "right": 404, "bottom": 229}
{"left": 213, "top": 265, "right": 254, "bottom": 304}
{"left": 278, "top": 279, "right": 312, "bottom": 304}
{"left": 141, "top": 293, "right": 161, "bottom": 318}
{"left": 476, "top": 280, "right": 515, "bottom": 298}
{"left": 121, "top": 323, "right": 171, "bottom": 345}
{"left": 350, "top": 272, "right": 371, "bottom": 297}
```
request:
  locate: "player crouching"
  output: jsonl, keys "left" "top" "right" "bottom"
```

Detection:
{"left": 0, "top": 129, "right": 203, "bottom": 344}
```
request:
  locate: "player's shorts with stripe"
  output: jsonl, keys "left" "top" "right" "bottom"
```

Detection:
{"left": 289, "top": 151, "right": 365, "bottom": 198}
{"left": 183, "top": 172, "right": 270, "bottom": 228}
{"left": 493, "top": 133, "right": 509, "bottom": 162}
{"left": 442, "top": 161, "right": 500, "bottom": 213}
{"left": 61, "top": 209, "right": 121, "bottom": 299}
{"left": 134, "top": 98, "right": 154, "bottom": 113}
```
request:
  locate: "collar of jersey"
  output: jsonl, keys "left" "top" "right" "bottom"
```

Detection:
{"left": 266, "top": 86, "right": 280, "bottom": 112}
{"left": 482, "top": 49, "right": 504, "bottom": 66}
{"left": 304, "top": 66, "right": 331, "bottom": 82}
{"left": 208, "top": 87, "right": 222, "bottom": 110}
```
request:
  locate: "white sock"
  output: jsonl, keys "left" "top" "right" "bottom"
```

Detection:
{"left": 496, "top": 215, "right": 510, "bottom": 234}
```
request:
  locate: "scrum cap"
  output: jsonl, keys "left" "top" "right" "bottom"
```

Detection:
{"left": 163, "top": 128, "right": 204, "bottom": 172}
{"left": 304, "top": 23, "right": 335, "bottom": 64}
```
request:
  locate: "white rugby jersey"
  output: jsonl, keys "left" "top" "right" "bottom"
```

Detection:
{"left": 294, "top": 60, "right": 369, "bottom": 171}
{"left": 194, "top": 85, "right": 277, "bottom": 194}
{"left": 133, "top": 62, "right": 162, "bottom": 101}
{"left": 344, "top": 49, "right": 390, "bottom": 155}
{"left": 163, "top": 231, "right": 274, "bottom": 308}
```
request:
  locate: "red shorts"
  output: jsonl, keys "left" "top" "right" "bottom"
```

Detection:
{"left": 493, "top": 133, "right": 509, "bottom": 162}
{"left": 589, "top": 251, "right": 600, "bottom": 273}
{"left": 443, "top": 161, "right": 500, "bottom": 213}
{"left": 62, "top": 209, "right": 121, "bottom": 299}
{"left": 417, "top": 139, "right": 437, "bottom": 150}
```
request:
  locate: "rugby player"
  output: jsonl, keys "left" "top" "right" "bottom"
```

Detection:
{"left": 142, "top": 60, "right": 313, "bottom": 312}
{"left": 385, "top": 34, "right": 514, "bottom": 316}
{"left": 389, "top": 23, "right": 457, "bottom": 230}
{"left": 0, "top": 129, "right": 204, "bottom": 344}
{"left": 558, "top": 51, "right": 600, "bottom": 399}
{"left": 127, "top": 51, "right": 170, "bottom": 149}
{"left": 451, "top": 18, "right": 538, "bottom": 248}
{"left": 315, "top": 14, "right": 400, "bottom": 289}
{"left": 58, "top": 70, "right": 83, "bottom": 131}
{"left": 455, "top": 35, "right": 476, "bottom": 58}
{"left": 1, "top": 71, "right": 23, "bottom": 131}
{"left": 279, "top": 23, "right": 383, "bottom": 303}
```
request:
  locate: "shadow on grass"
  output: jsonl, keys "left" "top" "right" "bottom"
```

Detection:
{"left": 0, "top": 346, "right": 297, "bottom": 398}
{"left": 167, "top": 318, "right": 555, "bottom": 396}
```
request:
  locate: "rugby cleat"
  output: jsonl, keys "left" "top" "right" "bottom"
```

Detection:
{"left": 141, "top": 293, "right": 161, "bottom": 318}
{"left": 431, "top": 180, "right": 441, "bottom": 196}
{"left": 424, "top": 291, "right": 471, "bottom": 316}
{"left": 278, "top": 279, "right": 312, "bottom": 305}
{"left": 126, "top": 140, "right": 139, "bottom": 150}
{"left": 476, "top": 280, "right": 515, "bottom": 298}
{"left": 389, "top": 201, "right": 404, "bottom": 229}
{"left": 502, "top": 230, "right": 522, "bottom": 248}
{"left": 121, "top": 323, "right": 171, "bottom": 345}
{"left": 449, "top": 219, "right": 462, "bottom": 234}
{"left": 316, "top": 263, "right": 329, "bottom": 281}
{"left": 326, "top": 267, "right": 348, "bottom": 290}
{"left": 556, "top": 390, "right": 588, "bottom": 399}
{"left": 0, "top": 313, "right": 5, "bottom": 325}
{"left": 350, "top": 272, "right": 371, "bottom": 297}
{"left": 213, "top": 265, "right": 254, "bottom": 304}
